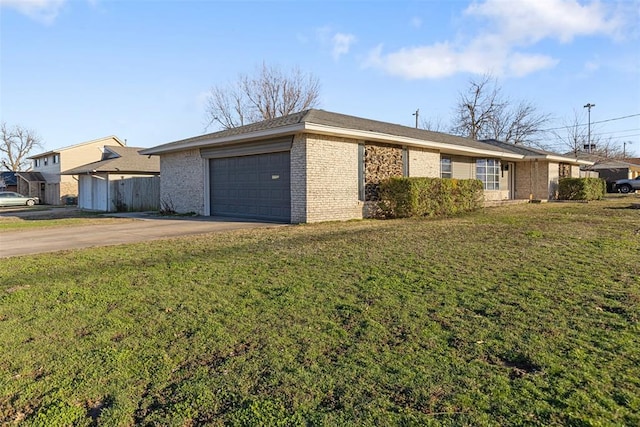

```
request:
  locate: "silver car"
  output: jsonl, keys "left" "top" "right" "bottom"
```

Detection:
{"left": 0, "top": 191, "right": 40, "bottom": 207}
{"left": 614, "top": 177, "right": 640, "bottom": 194}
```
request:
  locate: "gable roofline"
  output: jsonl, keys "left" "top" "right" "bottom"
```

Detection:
{"left": 140, "top": 109, "right": 524, "bottom": 159}
{"left": 61, "top": 146, "right": 160, "bottom": 175}
{"left": 141, "top": 109, "right": 586, "bottom": 164}
{"left": 480, "top": 139, "right": 593, "bottom": 166}
{"left": 28, "top": 135, "right": 126, "bottom": 159}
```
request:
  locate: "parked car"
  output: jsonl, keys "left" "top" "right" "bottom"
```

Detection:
{"left": 614, "top": 176, "right": 640, "bottom": 194}
{"left": 0, "top": 191, "right": 39, "bottom": 207}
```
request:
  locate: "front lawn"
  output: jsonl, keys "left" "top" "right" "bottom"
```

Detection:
{"left": 0, "top": 209, "right": 126, "bottom": 232}
{"left": 1, "top": 198, "right": 638, "bottom": 425}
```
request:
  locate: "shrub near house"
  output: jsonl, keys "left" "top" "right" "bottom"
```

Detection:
{"left": 378, "top": 177, "right": 484, "bottom": 218}
{"left": 558, "top": 178, "right": 606, "bottom": 201}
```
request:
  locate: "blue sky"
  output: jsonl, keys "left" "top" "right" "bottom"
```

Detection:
{"left": 1, "top": 0, "right": 639, "bottom": 156}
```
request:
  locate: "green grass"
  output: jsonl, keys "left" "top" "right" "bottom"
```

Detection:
{"left": 1, "top": 198, "right": 639, "bottom": 426}
{"left": 0, "top": 212, "right": 130, "bottom": 232}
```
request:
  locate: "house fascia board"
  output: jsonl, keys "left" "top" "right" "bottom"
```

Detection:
{"left": 302, "top": 123, "right": 524, "bottom": 160}
{"left": 140, "top": 123, "right": 306, "bottom": 155}
{"left": 142, "top": 122, "right": 523, "bottom": 160}
{"left": 523, "top": 154, "right": 594, "bottom": 166}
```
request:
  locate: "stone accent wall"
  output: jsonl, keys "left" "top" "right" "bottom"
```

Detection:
{"left": 407, "top": 147, "right": 439, "bottom": 177}
{"left": 160, "top": 150, "right": 204, "bottom": 214}
{"left": 364, "top": 142, "right": 403, "bottom": 201}
{"left": 304, "top": 134, "right": 362, "bottom": 223}
{"left": 290, "top": 134, "right": 307, "bottom": 223}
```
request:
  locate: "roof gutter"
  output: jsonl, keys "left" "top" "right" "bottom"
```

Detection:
{"left": 303, "top": 123, "right": 524, "bottom": 160}
{"left": 141, "top": 122, "right": 524, "bottom": 160}
{"left": 140, "top": 123, "right": 306, "bottom": 155}
{"left": 525, "top": 154, "right": 594, "bottom": 166}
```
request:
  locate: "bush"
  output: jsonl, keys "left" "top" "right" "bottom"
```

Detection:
{"left": 558, "top": 178, "right": 606, "bottom": 201}
{"left": 377, "top": 177, "right": 484, "bottom": 218}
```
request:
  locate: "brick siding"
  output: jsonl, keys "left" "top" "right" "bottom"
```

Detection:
{"left": 160, "top": 150, "right": 204, "bottom": 214}
{"left": 408, "top": 147, "right": 440, "bottom": 177}
{"left": 290, "top": 134, "right": 307, "bottom": 223}
{"left": 304, "top": 134, "right": 363, "bottom": 223}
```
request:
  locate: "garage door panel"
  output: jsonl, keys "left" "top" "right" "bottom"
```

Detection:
{"left": 210, "top": 152, "right": 290, "bottom": 222}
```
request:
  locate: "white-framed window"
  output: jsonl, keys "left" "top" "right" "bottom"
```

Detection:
{"left": 53, "top": 154, "right": 59, "bottom": 164}
{"left": 441, "top": 157, "right": 452, "bottom": 178}
{"left": 34, "top": 158, "right": 40, "bottom": 168}
{"left": 43, "top": 157, "right": 48, "bottom": 166}
{"left": 476, "top": 159, "right": 500, "bottom": 190}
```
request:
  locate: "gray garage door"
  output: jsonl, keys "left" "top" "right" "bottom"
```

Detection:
{"left": 209, "top": 152, "right": 291, "bottom": 222}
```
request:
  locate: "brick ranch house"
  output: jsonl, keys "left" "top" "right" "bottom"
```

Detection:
{"left": 141, "top": 109, "right": 593, "bottom": 223}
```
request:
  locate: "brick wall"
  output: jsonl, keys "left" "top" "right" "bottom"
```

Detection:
{"left": 408, "top": 147, "right": 439, "bottom": 177}
{"left": 290, "top": 134, "right": 307, "bottom": 223}
{"left": 514, "top": 160, "right": 551, "bottom": 200}
{"left": 160, "top": 150, "right": 204, "bottom": 214}
{"left": 548, "top": 162, "right": 560, "bottom": 199}
{"left": 304, "top": 134, "right": 363, "bottom": 223}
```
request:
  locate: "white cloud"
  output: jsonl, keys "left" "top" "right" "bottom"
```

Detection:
{"left": 0, "top": 0, "right": 67, "bottom": 24}
{"left": 366, "top": 37, "right": 557, "bottom": 79}
{"left": 410, "top": 17, "right": 422, "bottom": 29}
{"left": 316, "top": 27, "right": 357, "bottom": 60}
{"left": 365, "top": 0, "right": 629, "bottom": 79}
{"left": 332, "top": 32, "right": 356, "bottom": 60}
{"left": 507, "top": 52, "right": 559, "bottom": 77}
{"left": 464, "top": 0, "right": 624, "bottom": 44}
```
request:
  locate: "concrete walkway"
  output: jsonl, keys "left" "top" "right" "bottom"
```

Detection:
{"left": 0, "top": 214, "right": 284, "bottom": 258}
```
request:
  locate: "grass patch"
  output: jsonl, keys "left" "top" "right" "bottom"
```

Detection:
{"left": 1, "top": 198, "right": 639, "bottom": 425}
{"left": 0, "top": 209, "right": 131, "bottom": 232}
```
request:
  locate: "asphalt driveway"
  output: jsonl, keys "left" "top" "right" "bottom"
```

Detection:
{"left": 0, "top": 211, "right": 285, "bottom": 258}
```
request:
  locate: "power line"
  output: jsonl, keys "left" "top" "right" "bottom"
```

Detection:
{"left": 540, "top": 113, "right": 640, "bottom": 132}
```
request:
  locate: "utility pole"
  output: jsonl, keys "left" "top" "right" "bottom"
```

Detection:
{"left": 583, "top": 103, "right": 595, "bottom": 153}
{"left": 412, "top": 109, "right": 419, "bottom": 128}
{"left": 623, "top": 141, "right": 632, "bottom": 159}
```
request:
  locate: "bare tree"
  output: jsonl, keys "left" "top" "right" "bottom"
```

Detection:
{"left": 421, "top": 116, "right": 448, "bottom": 133}
{"left": 591, "top": 137, "right": 625, "bottom": 159}
{"left": 553, "top": 110, "right": 626, "bottom": 159}
{"left": 451, "top": 74, "right": 551, "bottom": 146}
{"left": 553, "top": 110, "right": 587, "bottom": 156}
{"left": 489, "top": 100, "right": 551, "bottom": 146}
{"left": 205, "top": 63, "right": 321, "bottom": 130}
{"left": 450, "top": 74, "right": 506, "bottom": 140}
{"left": 1, "top": 123, "right": 42, "bottom": 171}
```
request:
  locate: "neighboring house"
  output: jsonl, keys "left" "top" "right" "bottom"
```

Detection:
{"left": 0, "top": 171, "right": 18, "bottom": 192}
{"left": 140, "top": 109, "right": 592, "bottom": 223}
{"left": 22, "top": 136, "right": 126, "bottom": 205}
{"left": 61, "top": 146, "right": 160, "bottom": 212}
{"left": 582, "top": 159, "right": 640, "bottom": 192}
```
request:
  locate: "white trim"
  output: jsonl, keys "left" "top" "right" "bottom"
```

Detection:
{"left": 302, "top": 123, "right": 523, "bottom": 159}
{"left": 141, "top": 122, "right": 524, "bottom": 160}
{"left": 140, "top": 124, "right": 305, "bottom": 155}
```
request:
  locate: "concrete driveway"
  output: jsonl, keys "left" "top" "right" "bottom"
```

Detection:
{"left": 0, "top": 209, "right": 285, "bottom": 258}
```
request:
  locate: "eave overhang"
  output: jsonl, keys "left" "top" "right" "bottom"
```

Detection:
{"left": 140, "top": 122, "right": 525, "bottom": 160}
